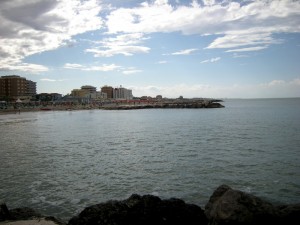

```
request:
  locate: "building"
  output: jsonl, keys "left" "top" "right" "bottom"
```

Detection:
{"left": 71, "top": 89, "right": 89, "bottom": 98}
{"left": 96, "top": 91, "right": 107, "bottom": 99}
{"left": 71, "top": 85, "right": 108, "bottom": 103}
{"left": 26, "top": 80, "right": 37, "bottom": 96}
{"left": 71, "top": 85, "right": 96, "bottom": 97}
{"left": 101, "top": 86, "right": 114, "bottom": 99}
{"left": 36, "top": 93, "right": 62, "bottom": 102}
{"left": 0, "top": 75, "right": 36, "bottom": 101}
{"left": 81, "top": 85, "right": 97, "bottom": 93}
{"left": 70, "top": 85, "right": 132, "bottom": 101}
{"left": 113, "top": 86, "right": 133, "bottom": 100}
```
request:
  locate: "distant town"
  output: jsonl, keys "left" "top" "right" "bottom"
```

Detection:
{"left": 0, "top": 75, "right": 224, "bottom": 111}
{"left": 0, "top": 75, "right": 134, "bottom": 102}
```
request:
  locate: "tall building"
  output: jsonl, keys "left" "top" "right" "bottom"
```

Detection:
{"left": 113, "top": 86, "right": 133, "bottom": 99}
{"left": 26, "top": 80, "right": 37, "bottom": 96}
{"left": 0, "top": 75, "right": 36, "bottom": 101}
{"left": 101, "top": 86, "right": 114, "bottom": 99}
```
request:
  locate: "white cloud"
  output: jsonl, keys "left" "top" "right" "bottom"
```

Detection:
{"left": 130, "top": 78, "right": 300, "bottom": 98}
{"left": 1, "top": 62, "right": 49, "bottom": 73}
{"left": 122, "top": 70, "right": 143, "bottom": 75}
{"left": 255, "top": 78, "right": 300, "bottom": 97}
{"left": 206, "top": 32, "right": 281, "bottom": 49}
{"left": 64, "top": 63, "right": 144, "bottom": 74}
{"left": 130, "top": 83, "right": 225, "bottom": 98}
{"left": 171, "top": 48, "right": 198, "bottom": 55}
{"left": 201, "top": 57, "right": 221, "bottom": 63}
{"left": 120, "top": 66, "right": 143, "bottom": 75}
{"left": 232, "top": 53, "right": 249, "bottom": 58}
{"left": 157, "top": 60, "right": 168, "bottom": 64}
{"left": 202, "top": 0, "right": 216, "bottom": 7}
{"left": 83, "top": 64, "right": 121, "bottom": 72}
{"left": 105, "top": 0, "right": 300, "bottom": 51}
{"left": 0, "top": 0, "right": 103, "bottom": 72}
{"left": 259, "top": 79, "right": 300, "bottom": 88}
{"left": 226, "top": 46, "right": 268, "bottom": 52}
{"left": 1, "top": 0, "right": 300, "bottom": 73}
{"left": 267, "top": 80, "right": 286, "bottom": 87}
{"left": 40, "top": 78, "right": 66, "bottom": 82}
{"left": 64, "top": 63, "right": 84, "bottom": 69}
{"left": 86, "top": 45, "right": 150, "bottom": 57}
{"left": 64, "top": 63, "right": 120, "bottom": 71}
{"left": 86, "top": 33, "right": 150, "bottom": 57}
{"left": 97, "top": 33, "right": 149, "bottom": 46}
{"left": 40, "top": 79, "right": 57, "bottom": 82}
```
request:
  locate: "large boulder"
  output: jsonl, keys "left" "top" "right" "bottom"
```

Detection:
{"left": 0, "top": 203, "right": 10, "bottom": 221}
{"left": 276, "top": 203, "right": 300, "bottom": 225}
{"left": 0, "top": 203, "right": 64, "bottom": 225}
{"left": 1, "top": 203, "right": 41, "bottom": 221}
{"left": 204, "top": 184, "right": 300, "bottom": 225}
{"left": 68, "top": 194, "right": 207, "bottom": 225}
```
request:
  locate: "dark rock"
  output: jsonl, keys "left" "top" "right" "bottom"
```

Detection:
{"left": 0, "top": 203, "right": 11, "bottom": 221}
{"left": 68, "top": 194, "right": 207, "bottom": 225}
{"left": 0, "top": 203, "right": 65, "bottom": 225}
{"left": 9, "top": 207, "right": 42, "bottom": 220}
{"left": 205, "top": 185, "right": 281, "bottom": 225}
{"left": 1, "top": 203, "right": 44, "bottom": 221}
{"left": 206, "top": 103, "right": 225, "bottom": 108}
{"left": 2, "top": 186, "right": 299, "bottom": 225}
{"left": 276, "top": 203, "right": 300, "bottom": 225}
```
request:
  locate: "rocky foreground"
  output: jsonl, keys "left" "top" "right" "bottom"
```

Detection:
{"left": 1, "top": 185, "right": 299, "bottom": 225}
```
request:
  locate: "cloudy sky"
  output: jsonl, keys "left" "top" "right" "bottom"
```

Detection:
{"left": 0, "top": 0, "right": 300, "bottom": 98}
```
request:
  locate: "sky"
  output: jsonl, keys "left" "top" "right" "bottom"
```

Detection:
{"left": 0, "top": 0, "right": 300, "bottom": 98}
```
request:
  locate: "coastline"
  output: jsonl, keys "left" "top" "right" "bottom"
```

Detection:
{"left": 0, "top": 99, "right": 224, "bottom": 115}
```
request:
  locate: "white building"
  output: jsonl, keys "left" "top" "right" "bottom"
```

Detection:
{"left": 113, "top": 86, "right": 133, "bottom": 99}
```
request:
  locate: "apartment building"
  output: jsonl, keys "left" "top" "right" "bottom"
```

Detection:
{"left": 26, "top": 80, "right": 37, "bottom": 96}
{"left": 0, "top": 75, "right": 36, "bottom": 101}
{"left": 113, "top": 86, "right": 133, "bottom": 100}
{"left": 101, "top": 86, "right": 114, "bottom": 99}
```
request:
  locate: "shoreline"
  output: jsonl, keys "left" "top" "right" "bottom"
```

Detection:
{"left": 0, "top": 100, "right": 225, "bottom": 115}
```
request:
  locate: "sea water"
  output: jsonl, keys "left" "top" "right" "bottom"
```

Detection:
{"left": 0, "top": 98, "right": 299, "bottom": 221}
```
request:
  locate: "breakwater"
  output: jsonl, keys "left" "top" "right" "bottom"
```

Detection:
{"left": 1, "top": 185, "right": 299, "bottom": 225}
{"left": 101, "top": 99, "right": 224, "bottom": 110}
{"left": 0, "top": 99, "right": 224, "bottom": 114}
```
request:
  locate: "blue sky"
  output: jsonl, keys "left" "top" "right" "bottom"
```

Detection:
{"left": 0, "top": 0, "right": 300, "bottom": 98}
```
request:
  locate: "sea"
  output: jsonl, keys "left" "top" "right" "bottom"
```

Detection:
{"left": 0, "top": 98, "right": 299, "bottom": 221}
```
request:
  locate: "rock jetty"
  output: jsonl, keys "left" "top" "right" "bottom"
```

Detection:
{"left": 101, "top": 99, "right": 224, "bottom": 110}
{"left": 1, "top": 185, "right": 299, "bottom": 225}
{"left": 0, "top": 98, "right": 224, "bottom": 114}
